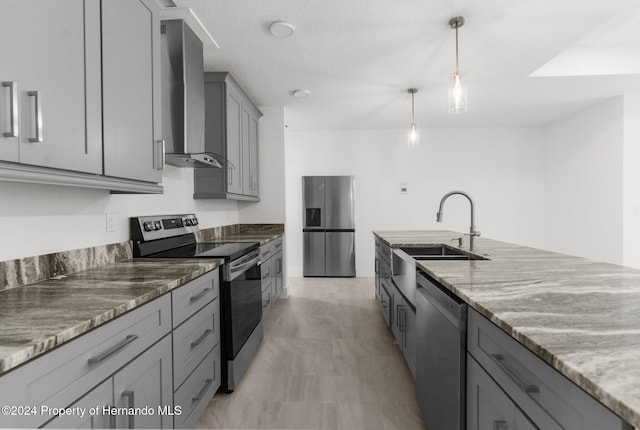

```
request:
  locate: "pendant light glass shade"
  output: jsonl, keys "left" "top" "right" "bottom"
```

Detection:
{"left": 407, "top": 88, "right": 419, "bottom": 149}
{"left": 448, "top": 71, "right": 468, "bottom": 114}
{"left": 448, "top": 16, "right": 468, "bottom": 114}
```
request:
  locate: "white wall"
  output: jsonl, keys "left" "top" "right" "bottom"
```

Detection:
{"left": 284, "top": 127, "right": 546, "bottom": 277}
{"left": 623, "top": 92, "right": 640, "bottom": 268}
{"left": 543, "top": 97, "right": 624, "bottom": 265}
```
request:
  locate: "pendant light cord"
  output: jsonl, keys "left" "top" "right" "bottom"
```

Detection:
{"left": 455, "top": 25, "right": 460, "bottom": 74}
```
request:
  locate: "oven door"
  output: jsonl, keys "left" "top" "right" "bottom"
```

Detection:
{"left": 222, "top": 250, "right": 262, "bottom": 359}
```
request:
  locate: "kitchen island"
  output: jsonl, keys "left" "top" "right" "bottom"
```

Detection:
{"left": 374, "top": 230, "right": 640, "bottom": 429}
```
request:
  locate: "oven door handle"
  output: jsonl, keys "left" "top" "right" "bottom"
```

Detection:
{"left": 228, "top": 250, "right": 261, "bottom": 280}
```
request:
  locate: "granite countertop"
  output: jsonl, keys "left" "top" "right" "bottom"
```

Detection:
{"left": 0, "top": 258, "right": 223, "bottom": 376}
{"left": 196, "top": 224, "right": 284, "bottom": 245}
{"left": 374, "top": 230, "right": 640, "bottom": 428}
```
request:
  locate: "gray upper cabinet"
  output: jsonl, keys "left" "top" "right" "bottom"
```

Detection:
{"left": 0, "top": 0, "right": 102, "bottom": 174}
{"left": 194, "top": 72, "right": 262, "bottom": 201}
{"left": 102, "top": 0, "right": 163, "bottom": 183}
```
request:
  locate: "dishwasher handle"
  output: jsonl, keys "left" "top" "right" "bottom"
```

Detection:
{"left": 416, "top": 270, "right": 466, "bottom": 330}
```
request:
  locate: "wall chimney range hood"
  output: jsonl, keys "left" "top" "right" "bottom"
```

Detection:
{"left": 161, "top": 9, "right": 222, "bottom": 168}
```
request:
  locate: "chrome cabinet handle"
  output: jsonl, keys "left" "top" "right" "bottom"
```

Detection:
{"left": 190, "top": 329, "right": 213, "bottom": 348}
{"left": 189, "top": 287, "right": 211, "bottom": 303}
{"left": 122, "top": 391, "right": 135, "bottom": 429}
{"left": 109, "top": 414, "right": 116, "bottom": 429}
{"left": 493, "top": 420, "right": 509, "bottom": 430}
{"left": 227, "top": 166, "right": 233, "bottom": 185}
{"left": 88, "top": 334, "right": 138, "bottom": 365}
{"left": 490, "top": 354, "right": 539, "bottom": 394}
{"left": 2, "top": 81, "right": 19, "bottom": 137}
{"left": 192, "top": 379, "right": 213, "bottom": 403}
{"left": 27, "top": 91, "right": 42, "bottom": 142}
{"left": 154, "top": 139, "right": 165, "bottom": 170}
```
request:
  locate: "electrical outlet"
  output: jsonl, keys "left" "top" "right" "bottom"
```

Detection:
{"left": 400, "top": 182, "right": 408, "bottom": 194}
{"left": 105, "top": 213, "right": 115, "bottom": 233}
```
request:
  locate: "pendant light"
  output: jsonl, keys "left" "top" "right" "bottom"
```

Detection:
{"left": 448, "top": 16, "right": 468, "bottom": 114}
{"left": 408, "top": 88, "right": 419, "bottom": 148}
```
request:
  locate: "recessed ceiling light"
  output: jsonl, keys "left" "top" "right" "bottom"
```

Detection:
{"left": 269, "top": 21, "right": 296, "bottom": 38}
{"left": 292, "top": 89, "right": 310, "bottom": 98}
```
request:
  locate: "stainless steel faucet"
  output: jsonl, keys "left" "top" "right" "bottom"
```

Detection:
{"left": 436, "top": 190, "right": 481, "bottom": 251}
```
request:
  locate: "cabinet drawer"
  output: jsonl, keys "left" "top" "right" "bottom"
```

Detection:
{"left": 262, "top": 286, "right": 273, "bottom": 315}
{"left": 467, "top": 308, "right": 630, "bottom": 430}
{"left": 0, "top": 295, "right": 171, "bottom": 428}
{"left": 260, "top": 243, "right": 271, "bottom": 261}
{"left": 172, "top": 269, "right": 219, "bottom": 328}
{"left": 270, "top": 237, "right": 283, "bottom": 255}
{"left": 260, "top": 261, "right": 272, "bottom": 291}
{"left": 174, "top": 344, "right": 221, "bottom": 429}
{"left": 173, "top": 298, "right": 220, "bottom": 389}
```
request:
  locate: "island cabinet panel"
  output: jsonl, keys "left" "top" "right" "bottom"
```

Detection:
{"left": 467, "top": 308, "right": 632, "bottom": 430}
{"left": 42, "top": 378, "right": 113, "bottom": 429}
{"left": 0, "top": 295, "right": 171, "bottom": 428}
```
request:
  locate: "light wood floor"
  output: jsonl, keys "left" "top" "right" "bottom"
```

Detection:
{"left": 195, "top": 277, "right": 428, "bottom": 430}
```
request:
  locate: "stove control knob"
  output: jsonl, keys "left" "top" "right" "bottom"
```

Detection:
{"left": 143, "top": 221, "right": 154, "bottom": 232}
{"left": 154, "top": 221, "right": 162, "bottom": 230}
{"left": 184, "top": 218, "right": 193, "bottom": 226}
{"left": 192, "top": 217, "right": 198, "bottom": 225}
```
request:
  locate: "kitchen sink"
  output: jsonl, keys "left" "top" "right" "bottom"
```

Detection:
{"left": 399, "top": 246, "right": 487, "bottom": 261}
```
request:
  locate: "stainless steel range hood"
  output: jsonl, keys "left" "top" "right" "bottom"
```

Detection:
{"left": 161, "top": 15, "right": 222, "bottom": 168}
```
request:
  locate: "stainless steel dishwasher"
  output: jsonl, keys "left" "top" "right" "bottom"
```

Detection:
{"left": 416, "top": 270, "right": 467, "bottom": 430}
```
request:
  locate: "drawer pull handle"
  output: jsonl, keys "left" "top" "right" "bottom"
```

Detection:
{"left": 493, "top": 420, "right": 509, "bottom": 430}
{"left": 490, "top": 353, "right": 539, "bottom": 394}
{"left": 189, "top": 288, "right": 211, "bottom": 303}
{"left": 263, "top": 297, "right": 271, "bottom": 308}
{"left": 88, "top": 334, "right": 138, "bottom": 365}
{"left": 192, "top": 379, "right": 213, "bottom": 403}
{"left": 122, "top": 390, "right": 135, "bottom": 429}
{"left": 190, "top": 329, "right": 213, "bottom": 348}
{"left": 2, "top": 81, "right": 19, "bottom": 137}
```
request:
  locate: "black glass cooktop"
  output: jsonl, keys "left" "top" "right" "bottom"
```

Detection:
{"left": 151, "top": 241, "right": 259, "bottom": 261}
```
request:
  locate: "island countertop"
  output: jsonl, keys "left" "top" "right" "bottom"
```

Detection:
{"left": 373, "top": 230, "right": 640, "bottom": 428}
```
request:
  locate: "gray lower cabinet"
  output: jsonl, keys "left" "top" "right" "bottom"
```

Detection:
{"left": 390, "top": 282, "right": 416, "bottom": 377}
{"left": 467, "top": 354, "right": 536, "bottom": 430}
{"left": 0, "top": 270, "right": 223, "bottom": 429}
{"left": 259, "top": 237, "right": 284, "bottom": 316}
{"left": 112, "top": 335, "right": 173, "bottom": 429}
{"left": 170, "top": 269, "right": 221, "bottom": 429}
{"left": 467, "top": 308, "right": 632, "bottom": 430}
{"left": 194, "top": 72, "right": 262, "bottom": 201}
{"left": 0, "top": 295, "right": 171, "bottom": 428}
{"left": 374, "top": 238, "right": 392, "bottom": 321}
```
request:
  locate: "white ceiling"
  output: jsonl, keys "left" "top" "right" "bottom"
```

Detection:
{"left": 171, "top": 0, "right": 640, "bottom": 130}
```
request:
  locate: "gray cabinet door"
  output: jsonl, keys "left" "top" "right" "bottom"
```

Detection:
{"left": 467, "top": 354, "right": 538, "bottom": 430}
{"left": 226, "top": 81, "right": 243, "bottom": 195}
{"left": 403, "top": 304, "right": 417, "bottom": 377}
{"left": 113, "top": 335, "right": 173, "bottom": 429}
{"left": 242, "top": 103, "right": 260, "bottom": 197}
{"left": 43, "top": 379, "right": 113, "bottom": 429}
{"left": 0, "top": 0, "right": 102, "bottom": 173}
{"left": 102, "top": 0, "right": 162, "bottom": 183}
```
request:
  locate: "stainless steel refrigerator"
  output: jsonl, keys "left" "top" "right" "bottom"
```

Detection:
{"left": 302, "top": 175, "right": 356, "bottom": 277}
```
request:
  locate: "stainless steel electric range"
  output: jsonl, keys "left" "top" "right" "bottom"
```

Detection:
{"left": 131, "top": 214, "right": 263, "bottom": 393}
